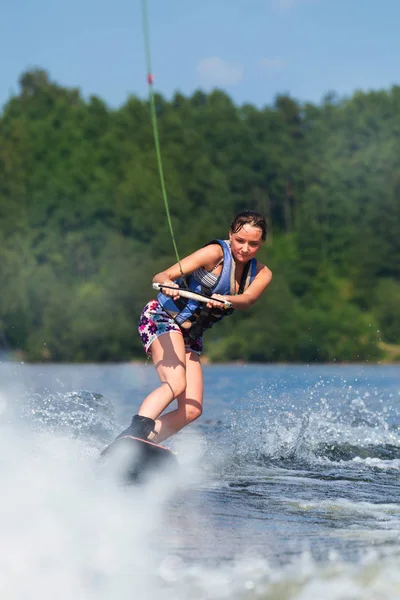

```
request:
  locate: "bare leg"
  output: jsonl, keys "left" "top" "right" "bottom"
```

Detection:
{"left": 138, "top": 331, "right": 187, "bottom": 420}
{"left": 155, "top": 351, "right": 203, "bottom": 443}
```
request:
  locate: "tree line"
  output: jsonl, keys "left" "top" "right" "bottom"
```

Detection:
{"left": 0, "top": 69, "right": 399, "bottom": 363}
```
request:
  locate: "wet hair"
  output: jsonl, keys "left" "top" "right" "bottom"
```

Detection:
{"left": 230, "top": 210, "right": 267, "bottom": 241}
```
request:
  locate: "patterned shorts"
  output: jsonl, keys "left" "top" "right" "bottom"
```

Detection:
{"left": 138, "top": 300, "right": 203, "bottom": 356}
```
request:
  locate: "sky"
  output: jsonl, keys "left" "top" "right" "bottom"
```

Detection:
{"left": 2, "top": 0, "right": 400, "bottom": 110}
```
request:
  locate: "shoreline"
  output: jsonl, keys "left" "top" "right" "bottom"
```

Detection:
{"left": 1, "top": 358, "right": 399, "bottom": 367}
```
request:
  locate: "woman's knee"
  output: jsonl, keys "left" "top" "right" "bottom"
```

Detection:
{"left": 166, "top": 375, "right": 187, "bottom": 399}
{"left": 185, "top": 402, "right": 203, "bottom": 424}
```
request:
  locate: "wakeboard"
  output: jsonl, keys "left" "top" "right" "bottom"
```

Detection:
{"left": 100, "top": 436, "right": 178, "bottom": 483}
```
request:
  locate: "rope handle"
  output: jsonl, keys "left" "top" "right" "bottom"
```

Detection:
{"left": 152, "top": 283, "right": 232, "bottom": 309}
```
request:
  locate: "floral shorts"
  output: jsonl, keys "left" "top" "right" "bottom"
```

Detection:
{"left": 138, "top": 300, "right": 203, "bottom": 356}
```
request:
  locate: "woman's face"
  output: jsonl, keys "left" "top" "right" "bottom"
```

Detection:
{"left": 229, "top": 224, "right": 264, "bottom": 263}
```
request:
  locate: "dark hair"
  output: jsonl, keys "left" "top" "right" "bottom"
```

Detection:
{"left": 230, "top": 210, "right": 267, "bottom": 241}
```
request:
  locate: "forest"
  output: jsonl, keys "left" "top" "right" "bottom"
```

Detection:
{"left": 0, "top": 69, "right": 399, "bottom": 363}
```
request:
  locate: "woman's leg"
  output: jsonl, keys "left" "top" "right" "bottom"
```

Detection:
{"left": 119, "top": 331, "right": 203, "bottom": 443}
{"left": 137, "top": 331, "right": 188, "bottom": 421}
{"left": 154, "top": 350, "right": 203, "bottom": 443}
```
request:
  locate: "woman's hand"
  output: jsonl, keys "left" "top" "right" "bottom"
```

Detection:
{"left": 160, "top": 281, "right": 181, "bottom": 302}
{"left": 206, "top": 294, "right": 228, "bottom": 310}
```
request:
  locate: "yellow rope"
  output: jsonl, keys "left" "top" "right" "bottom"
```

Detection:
{"left": 140, "top": 0, "right": 186, "bottom": 281}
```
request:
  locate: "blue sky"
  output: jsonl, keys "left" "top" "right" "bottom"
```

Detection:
{"left": 2, "top": 0, "right": 400, "bottom": 110}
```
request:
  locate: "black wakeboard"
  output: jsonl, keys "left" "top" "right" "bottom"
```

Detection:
{"left": 100, "top": 436, "right": 178, "bottom": 483}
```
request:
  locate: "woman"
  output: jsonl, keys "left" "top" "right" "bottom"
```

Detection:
{"left": 116, "top": 210, "right": 272, "bottom": 444}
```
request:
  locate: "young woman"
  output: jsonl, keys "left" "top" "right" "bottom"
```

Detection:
{"left": 116, "top": 210, "right": 272, "bottom": 444}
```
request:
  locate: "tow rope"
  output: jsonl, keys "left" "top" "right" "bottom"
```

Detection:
{"left": 140, "top": 0, "right": 186, "bottom": 282}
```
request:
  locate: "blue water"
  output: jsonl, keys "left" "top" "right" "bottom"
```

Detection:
{"left": 0, "top": 362, "right": 399, "bottom": 599}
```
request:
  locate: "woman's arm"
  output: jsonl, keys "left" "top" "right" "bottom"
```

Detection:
{"left": 152, "top": 244, "right": 223, "bottom": 299}
{"left": 211, "top": 264, "right": 272, "bottom": 310}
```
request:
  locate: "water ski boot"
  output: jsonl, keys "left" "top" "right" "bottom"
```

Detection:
{"left": 116, "top": 414, "right": 156, "bottom": 441}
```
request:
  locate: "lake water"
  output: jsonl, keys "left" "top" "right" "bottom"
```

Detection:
{"left": 0, "top": 362, "right": 399, "bottom": 599}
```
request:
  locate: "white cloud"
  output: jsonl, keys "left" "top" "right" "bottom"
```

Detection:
{"left": 197, "top": 57, "right": 244, "bottom": 87}
{"left": 271, "top": 0, "right": 318, "bottom": 12}
{"left": 259, "top": 57, "right": 287, "bottom": 71}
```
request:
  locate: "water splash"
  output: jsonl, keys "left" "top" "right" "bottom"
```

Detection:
{"left": 10, "top": 390, "right": 116, "bottom": 445}
{"left": 218, "top": 377, "right": 400, "bottom": 472}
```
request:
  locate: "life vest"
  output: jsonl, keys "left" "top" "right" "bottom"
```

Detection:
{"left": 157, "top": 239, "right": 257, "bottom": 340}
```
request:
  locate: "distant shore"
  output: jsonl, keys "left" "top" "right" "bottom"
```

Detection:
{"left": 2, "top": 356, "right": 398, "bottom": 366}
